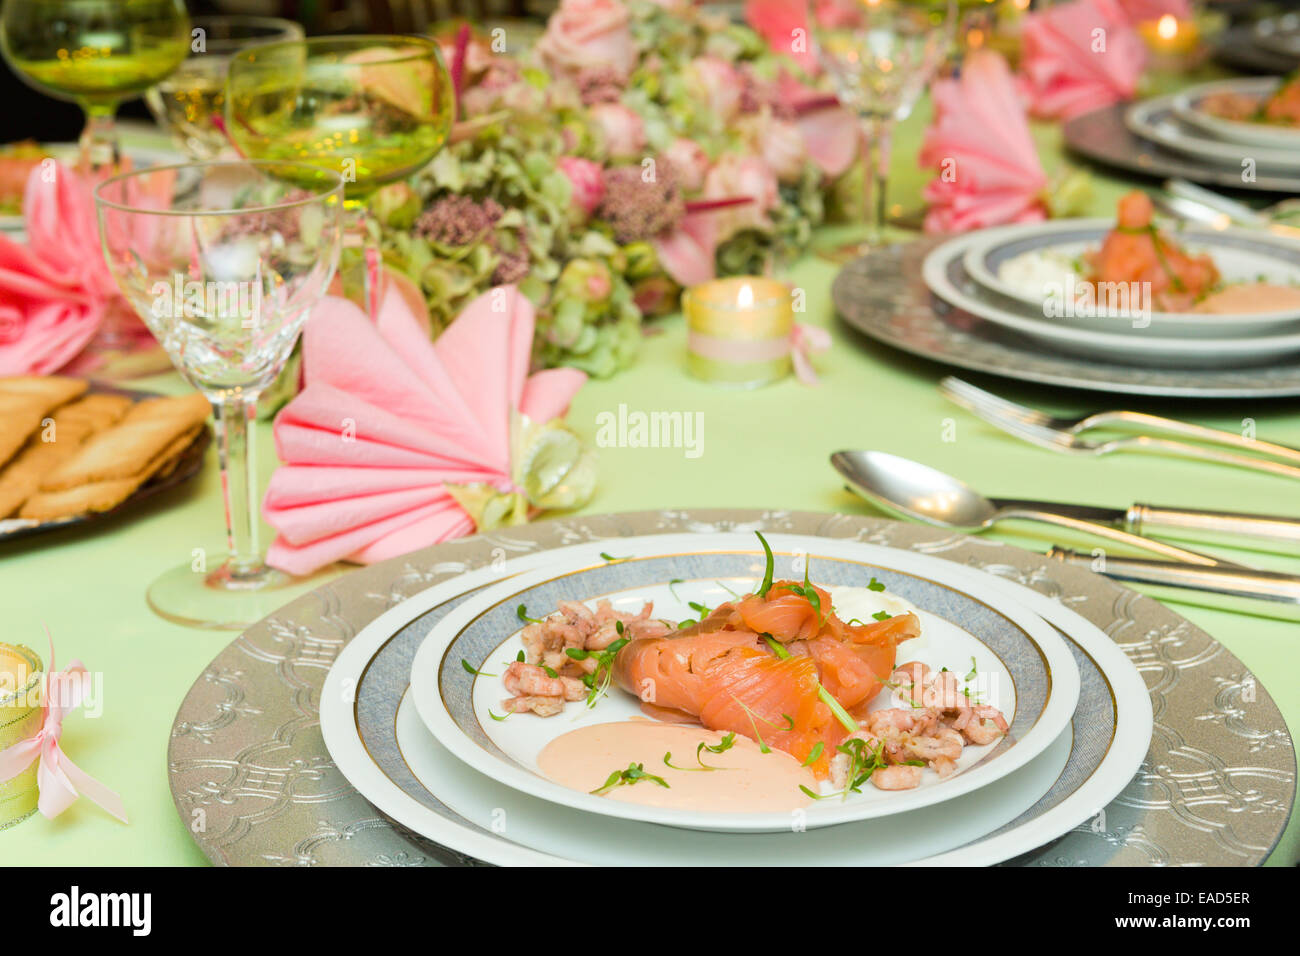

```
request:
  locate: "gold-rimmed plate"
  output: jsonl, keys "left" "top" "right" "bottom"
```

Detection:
{"left": 406, "top": 534, "right": 1081, "bottom": 833}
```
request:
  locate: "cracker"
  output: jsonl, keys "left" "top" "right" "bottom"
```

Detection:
{"left": 0, "top": 376, "right": 88, "bottom": 415}
{"left": 0, "top": 397, "right": 113, "bottom": 517}
{"left": 0, "top": 394, "right": 45, "bottom": 469}
{"left": 0, "top": 422, "right": 95, "bottom": 518}
{"left": 39, "top": 393, "right": 210, "bottom": 491}
{"left": 55, "top": 394, "right": 133, "bottom": 432}
{"left": 19, "top": 426, "right": 200, "bottom": 521}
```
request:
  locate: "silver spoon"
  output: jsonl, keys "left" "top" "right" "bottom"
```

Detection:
{"left": 830, "top": 449, "right": 1242, "bottom": 568}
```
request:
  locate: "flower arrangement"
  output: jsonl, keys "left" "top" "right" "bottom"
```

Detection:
{"left": 368, "top": 0, "right": 857, "bottom": 378}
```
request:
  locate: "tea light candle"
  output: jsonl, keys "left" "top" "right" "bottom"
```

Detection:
{"left": 1138, "top": 14, "right": 1199, "bottom": 55}
{"left": 0, "top": 643, "right": 43, "bottom": 830}
{"left": 682, "top": 276, "right": 795, "bottom": 388}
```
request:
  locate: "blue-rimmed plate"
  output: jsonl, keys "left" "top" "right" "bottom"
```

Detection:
{"left": 407, "top": 534, "right": 1080, "bottom": 834}
{"left": 1126, "top": 97, "right": 1299, "bottom": 172}
{"left": 1172, "top": 78, "right": 1300, "bottom": 152}
{"left": 923, "top": 233, "right": 1300, "bottom": 368}
{"left": 960, "top": 218, "right": 1300, "bottom": 337}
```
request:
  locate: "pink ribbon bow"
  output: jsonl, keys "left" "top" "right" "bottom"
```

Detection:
{"left": 790, "top": 322, "right": 831, "bottom": 385}
{"left": 688, "top": 321, "right": 831, "bottom": 385}
{"left": 0, "top": 629, "right": 128, "bottom": 824}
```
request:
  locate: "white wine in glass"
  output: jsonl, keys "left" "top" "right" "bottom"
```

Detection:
{"left": 0, "top": 0, "right": 190, "bottom": 170}
{"left": 144, "top": 16, "right": 304, "bottom": 159}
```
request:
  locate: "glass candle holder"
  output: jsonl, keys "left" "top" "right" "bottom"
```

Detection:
{"left": 682, "top": 277, "right": 795, "bottom": 389}
{"left": 0, "top": 643, "right": 43, "bottom": 830}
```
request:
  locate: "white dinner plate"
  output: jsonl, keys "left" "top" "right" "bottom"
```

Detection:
{"left": 1126, "top": 97, "right": 1299, "bottom": 171}
{"left": 319, "top": 536, "right": 1150, "bottom": 866}
{"left": 407, "top": 534, "right": 1080, "bottom": 833}
{"left": 924, "top": 233, "right": 1300, "bottom": 368}
{"left": 1172, "top": 77, "right": 1300, "bottom": 151}
{"left": 960, "top": 218, "right": 1300, "bottom": 337}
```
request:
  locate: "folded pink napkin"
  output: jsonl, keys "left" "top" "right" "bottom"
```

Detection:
{"left": 1021, "top": 0, "right": 1148, "bottom": 121}
{"left": 920, "top": 51, "right": 1047, "bottom": 234}
{"left": 0, "top": 162, "right": 116, "bottom": 375}
{"left": 264, "top": 275, "right": 587, "bottom": 576}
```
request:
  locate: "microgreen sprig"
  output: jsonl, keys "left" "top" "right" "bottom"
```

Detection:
{"left": 591, "top": 762, "right": 670, "bottom": 796}
{"left": 461, "top": 659, "right": 496, "bottom": 678}
{"left": 565, "top": 635, "right": 630, "bottom": 708}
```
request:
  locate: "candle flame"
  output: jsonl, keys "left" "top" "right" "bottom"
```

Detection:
{"left": 1157, "top": 14, "right": 1177, "bottom": 40}
{"left": 737, "top": 283, "right": 755, "bottom": 309}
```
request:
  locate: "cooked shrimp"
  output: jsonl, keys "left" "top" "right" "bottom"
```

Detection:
{"left": 502, "top": 662, "right": 584, "bottom": 701}
{"left": 500, "top": 695, "right": 565, "bottom": 717}
{"left": 871, "top": 765, "right": 923, "bottom": 790}
{"left": 961, "top": 707, "right": 1008, "bottom": 745}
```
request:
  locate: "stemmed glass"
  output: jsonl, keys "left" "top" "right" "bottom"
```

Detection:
{"left": 144, "top": 16, "right": 304, "bottom": 160}
{"left": 95, "top": 160, "right": 344, "bottom": 629}
{"left": 225, "top": 36, "right": 455, "bottom": 315}
{"left": 814, "top": 0, "right": 958, "bottom": 250}
{"left": 0, "top": 0, "right": 190, "bottom": 171}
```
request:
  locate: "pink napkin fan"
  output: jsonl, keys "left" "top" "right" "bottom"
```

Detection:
{"left": 920, "top": 51, "right": 1048, "bottom": 234}
{"left": 1020, "top": 0, "right": 1148, "bottom": 122}
{"left": 263, "top": 275, "right": 588, "bottom": 577}
{"left": 0, "top": 162, "right": 117, "bottom": 375}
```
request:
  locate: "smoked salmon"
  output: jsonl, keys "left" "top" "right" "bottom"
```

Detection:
{"left": 1085, "top": 191, "right": 1220, "bottom": 312}
{"left": 612, "top": 579, "right": 920, "bottom": 777}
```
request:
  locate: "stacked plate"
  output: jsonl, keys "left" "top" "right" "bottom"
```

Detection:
{"left": 313, "top": 530, "right": 1153, "bottom": 865}
{"left": 921, "top": 218, "right": 1300, "bottom": 369}
{"left": 1126, "top": 76, "right": 1300, "bottom": 180}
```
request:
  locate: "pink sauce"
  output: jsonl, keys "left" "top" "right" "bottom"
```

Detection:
{"left": 1193, "top": 284, "right": 1300, "bottom": 314}
{"left": 537, "top": 720, "right": 817, "bottom": 812}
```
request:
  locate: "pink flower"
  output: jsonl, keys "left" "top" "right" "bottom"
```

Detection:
{"left": 1021, "top": 0, "right": 1147, "bottom": 121}
{"left": 919, "top": 51, "right": 1047, "bottom": 234}
{"left": 745, "top": 0, "right": 817, "bottom": 72}
{"left": 590, "top": 102, "right": 647, "bottom": 159}
{"left": 747, "top": 113, "right": 807, "bottom": 184}
{"left": 557, "top": 156, "right": 606, "bottom": 218}
{"left": 689, "top": 56, "right": 743, "bottom": 122}
{"left": 662, "top": 138, "right": 710, "bottom": 193}
{"left": 701, "top": 154, "right": 780, "bottom": 243}
{"left": 537, "top": 0, "right": 636, "bottom": 80}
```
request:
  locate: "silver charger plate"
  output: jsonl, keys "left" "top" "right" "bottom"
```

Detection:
{"left": 167, "top": 509, "right": 1295, "bottom": 866}
{"left": 1063, "top": 103, "right": 1300, "bottom": 194}
{"left": 1213, "top": 24, "right": 1300, "bottom": 77}
{"left": 833, "top": 240, "right": 1300, "bottom": 398}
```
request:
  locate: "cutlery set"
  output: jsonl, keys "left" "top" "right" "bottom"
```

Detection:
{"left": 833, "top": 378, "right": 1300, "bottom": 621}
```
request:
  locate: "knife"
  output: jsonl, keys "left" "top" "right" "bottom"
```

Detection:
{"left": 1049, "top": 547, "right": 1300, "bottom": 622}
{"left": 989, "top": 498, "right": 1300, "bottom": 557}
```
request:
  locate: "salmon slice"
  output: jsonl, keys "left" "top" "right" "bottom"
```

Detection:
{"left": 732, "top": 581, "right": 831, "bottom": 642}
{"left": 1086, "top": 191, "right": 1220, "bottom": 312}
{"left": 792, "top": 635, "right": 897, "bottom": 710}
{"left": 612, "top": 628, "right": 762, "bottom": 715}
{"left": 698, "top": 648, "right": 839, "bottom": 777}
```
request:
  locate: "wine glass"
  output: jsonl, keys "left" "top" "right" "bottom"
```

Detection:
{"left": 225, "top": 35, "right": 454, "bottom": 316}
{"left": 144, "top": 16, "right": 304, "bottom": 160}
{"left": 95, "top": 160, "right": 344, "bottom": 630}
{"left": 0, "top": 0, "right": 190, "bottom": 171}
{"left": 814, "top": 0, "right": 958, "bottom": 250}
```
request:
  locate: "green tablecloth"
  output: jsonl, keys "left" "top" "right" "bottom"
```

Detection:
{"left": 3, "top": 99, "right": 1297, "bottom": 867}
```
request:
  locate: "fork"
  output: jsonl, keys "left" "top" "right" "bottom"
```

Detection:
{"left": 940, "top": 377, "right": 1300, "bottom": 480}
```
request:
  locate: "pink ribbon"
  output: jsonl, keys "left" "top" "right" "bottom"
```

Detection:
{"left": 0, "top": 629, "right": 127, "bottom": 824}
{"left": 688, "top": 322, "right": 831, "bottom": 385}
